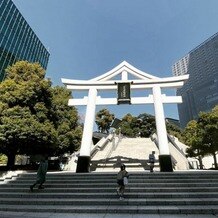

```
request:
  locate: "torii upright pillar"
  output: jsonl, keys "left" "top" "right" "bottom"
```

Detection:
{"left": 76, "top": 88, "right": 97, "bottom": 172}
{"left": 153, "top": 85, "right": 173, "bottom": 172}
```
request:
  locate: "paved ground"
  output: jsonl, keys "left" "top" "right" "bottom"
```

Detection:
{"left": 0, "top": 212, "right": 217, "bottom": 218}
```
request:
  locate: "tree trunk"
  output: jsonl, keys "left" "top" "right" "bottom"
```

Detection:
{"left": 213, "top": 152, "right": 218, "bottom": 169}
{"left": 7, "top": 153, "right": 16, "bottom": 170}
{"left": 198, "top": 155, "right": 204, "bottom": 169}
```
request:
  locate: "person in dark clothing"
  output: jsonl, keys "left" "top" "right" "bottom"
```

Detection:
{"left": 149, "top": 151, "right": 155, "bottom": 172}
{"left": 30, "top": 156, "right": 48, "bottom": 192}
{"left": 116, "top": 164, "right": 129, "bottom": 200}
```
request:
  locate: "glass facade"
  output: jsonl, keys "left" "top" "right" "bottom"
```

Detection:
{"left": 0, "top": 0, "right": 50, "bottom": 81}
{"left": 172, "top": 33, "right": 218, "bottom": 128}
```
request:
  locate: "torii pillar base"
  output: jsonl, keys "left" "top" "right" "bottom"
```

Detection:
{"left": 76, "top": 156, "right": 90, "bottom": 173}
{"left": 159, "top": 155, "right": 173, "bottom": 172}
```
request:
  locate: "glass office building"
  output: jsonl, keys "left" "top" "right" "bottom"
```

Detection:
{"left": 172, "top": 33, "right": 218, "bottom": 128}
{"left": 0, "top": 0, "right": 50, "bottom": 81}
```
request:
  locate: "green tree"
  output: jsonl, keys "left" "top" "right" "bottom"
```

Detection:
{"left": 95, "top": 108, "right": 115, "bottom": 133}
{"left": 183, "top": 120, "right": 204, "bottom": 169}
{"left": 166, "top": 121, "right": 183, "bottom": 142}
{"left": 197, "top": 106, "right": 218, "bottom": 168}
{"left": 119, "top": 113, "right": 156, "bottom": 138}
{"left": 0, "top": 61, "right": 81, "bottom": 168}
{"left": 183, "top": 105, "right": 218, "bottom": 169}
{"left": 119, "top": 113, "right": 135, "bottom": 137}
{"left": 50, "top": 86, "right": 82, "bottom": 154}
{"left": 137, "top": 113, "right": 156, "bottom": 137}
{"left": 0, "top": 154, "right": 7, "bottom": 165}
{"left": 0, "top": 61, "right": 56, "bottom": 168}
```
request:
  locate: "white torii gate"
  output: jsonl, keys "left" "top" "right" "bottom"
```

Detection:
{"left": 62, "top": 61, "right": 189, "bottom": 172}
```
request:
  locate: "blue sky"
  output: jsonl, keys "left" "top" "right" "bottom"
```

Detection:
{"left": 14, "top": 0, "right": 218, "bottom": 123}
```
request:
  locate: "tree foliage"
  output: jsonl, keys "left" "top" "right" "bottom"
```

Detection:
{"left": 118, "top": 113, "right": 135, "bottom": 137}
{"left": 0, "top": 154, "right": 7, "bottom": 165}
{"left": 50, "top": 86, "right": 82, "bottom": 154}
{"left": 183, "top": 105, "right": 218, "bottom": 168}
{"left": 182, "top": 120, "right": 204, "bottom": 169}
{"left": 119, "top": 113, "right": 156, "bottom": 137}
{"left": 95, "top": 108, "right": 115, "bottom": 133}
{"left": 166, "top": 121, "right": 183, "bottom": 142}
{"left": 0, "top": 61, "right": 81, "bottom": 168}
{"left": 119, "top": 113, "right": 182, "bottom": 139}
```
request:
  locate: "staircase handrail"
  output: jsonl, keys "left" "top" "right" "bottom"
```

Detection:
{"left": 90, "top": 133, "right": 115, "bottom": 158}
{"left": 150, "top": 133, "right": 159, "bottom": 149}
{"left": 167, "top": 134, "right": 187, "bottom": 157}
{"left": 150, "top": 133, "right": 178, "bottom": 166}
{"left": 102, "top": 133, "right": 122, "bottom": 169}
{"left": 167, "top": 134, "right": 194, "bottom": 169}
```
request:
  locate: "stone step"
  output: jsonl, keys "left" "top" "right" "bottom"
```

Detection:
{"left": 0, "top": 197, "right": 218, "bottom": 206}
{"left": 19, "top": 172, "right": 218, "bottom": 178}
{"left": 2, "top": 182, "right": 218, "bottom": 188}
{"left": 71, "top": 135, "right": 155, "bottom": 171}
{"left": 10, "top": 178, "right": 218, "bottom": 183}
{"left": 0, "top": 204, "right": 217, "bottom": 214}
{"left": 1, "top": 171, "right": 218, "bottom": 215}
{"left": 0, "top": 186, "right": 217, "bottom": 193}
{"left": 15, "top": 172, "right": 218, "bottom": 178}
{"left": 0, "top": 192, "right": 217, "bottom": 199}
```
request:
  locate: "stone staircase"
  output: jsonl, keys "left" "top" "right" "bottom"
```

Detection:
{"left": 0, "top": 171, "right": 218, "bottom": 214}
{"left": 91, "top": 137, "right": 159, "bottom": 172}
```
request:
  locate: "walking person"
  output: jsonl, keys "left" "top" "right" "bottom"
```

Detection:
{"left": 30, "top": 156, "right": 48, "bottom": 192}
{"left": 116, "top": 164, "right": 129, "bottom": 200}
{"left": 149, "top": 151, "right": 155, "bottom": 172}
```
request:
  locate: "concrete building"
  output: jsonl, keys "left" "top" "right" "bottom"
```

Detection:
{"left": 0, "top": 0, "right": 49, "bottom": 81}
{"left": 172, "top": 32, "right": 218, "bottom": 127}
